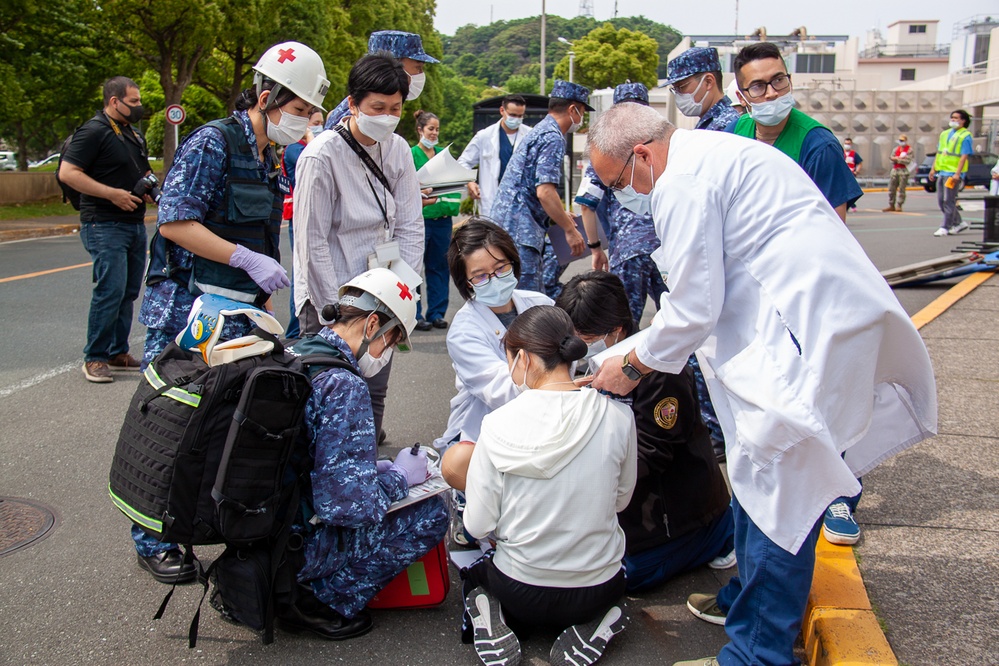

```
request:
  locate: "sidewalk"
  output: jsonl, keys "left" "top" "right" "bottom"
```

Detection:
{"left": 0, "top": 214, "right": 80, "bottom": 242}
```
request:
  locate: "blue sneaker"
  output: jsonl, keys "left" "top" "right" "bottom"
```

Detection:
{"left": 823, "top": 500, "right": 860, "bottom": 545}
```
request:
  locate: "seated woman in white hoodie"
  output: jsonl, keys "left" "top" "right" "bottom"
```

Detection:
{"left": 459, "top": 305, "right": 637, "bottom": 666}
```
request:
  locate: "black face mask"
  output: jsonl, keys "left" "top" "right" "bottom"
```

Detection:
{"left": 116, "top": 99, "right": 144, "bottom": 123}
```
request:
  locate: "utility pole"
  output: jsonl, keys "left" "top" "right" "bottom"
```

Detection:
{"left": 540, "top": 0, "right": 547, "bottom": 95}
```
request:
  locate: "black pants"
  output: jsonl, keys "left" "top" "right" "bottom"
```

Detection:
{"left": 461, "top": 552, "right": 625, "bottom": 641}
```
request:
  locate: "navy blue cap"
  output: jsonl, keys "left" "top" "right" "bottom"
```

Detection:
{"left": 368, "top": 30, "right": 439, "bottom": 64}
{"left": 550, "top": 79, "right": 594, "bottom": 111}
{"left": 613, "top": 82, "right": 649, "bottom": 105}
{"left": 664, "top": 47, "right": 722, "bottom": 86}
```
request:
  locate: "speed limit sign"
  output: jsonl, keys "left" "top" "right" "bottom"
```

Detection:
{"left": 165, "top": 104, "right": 186, "bottom": 125}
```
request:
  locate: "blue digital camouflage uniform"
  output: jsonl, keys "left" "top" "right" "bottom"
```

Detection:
{"left": 613, "top": 82, "right": 649, "bottom": 105}
{"left": 323, "top": 96, "right": 351, "bottom": 130}
{"left": 666, "top": 47, "right": 741, "bottom": 133}
{"left": 132, "top": 110, "right": 275, "bottom": 557}
{"left": 575, "top": 167, "right": 664, "bottom": 324}
{"left": 297, "top": 328, "right": 448, "bottom": 619}
{"left": 698, "top": 97, "right": 742, "bottom": 132}
{"left": 491, "top": 114, "right": 566, "bottom": 294}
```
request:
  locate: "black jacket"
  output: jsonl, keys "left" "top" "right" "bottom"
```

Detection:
{"left": 616, "top": 366, "right": 731, "bottom": 555}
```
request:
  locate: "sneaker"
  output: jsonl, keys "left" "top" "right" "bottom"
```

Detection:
{"left": 108, "top": 353, "right": 141, "bottom": 371}
{"left": 951, "top": 220, "right": 970, "bottom": 234}
{"left": 451, "top": 492, "right": 477, "bottom": 548}
{"left": 550, "top": 605, "right": 628, "bottom": 666}
{"left": 823, "top": 501, "right": 860, "bottom": 545}
{"left": 686, "top": 593, "right": 726, "bottom": 626}
{"left": 673, "top": 659, "right": 720, "bottom": 666}
{"left": 465, "top": 588, "right": 521, "bottom": 666}
{"left": 82, "top": 360, "right": 113, "bottom": 383}
{"left": 708, "top": 549, "right": 736, "bottom": 570}
{"left": 933, "top": 227, "right": 949, "bottom": 237}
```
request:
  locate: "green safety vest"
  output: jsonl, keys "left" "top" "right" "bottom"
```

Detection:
{"left": 933, "top": 127, "right": 972, "bottom": 174}
{"left": 734, "top": 108, "right": 825, "bottom": 164}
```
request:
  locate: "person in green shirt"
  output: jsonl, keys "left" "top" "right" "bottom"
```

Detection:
{"left": 412, "top": 110, "right": 461, "bottom": 330}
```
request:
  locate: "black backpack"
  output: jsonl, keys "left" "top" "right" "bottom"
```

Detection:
{"left": 109, "top": 331, "right": 357, "bottom": 646}
{"left": 55, "top": 132, "right": 81, "bottom": 211}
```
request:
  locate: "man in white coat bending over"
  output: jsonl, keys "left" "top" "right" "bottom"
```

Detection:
{"left": 458, "top": 94, "right": 532, "bottom": 218}
{"left": 587, "top": 102, "right": 937, "bottom": 666}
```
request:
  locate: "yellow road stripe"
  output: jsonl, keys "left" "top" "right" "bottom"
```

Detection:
{"left": 0, "top": 261, "right": 92, "bottom": 284}
{"left": 910, "top": 270, "right": 995, "bottom": 330}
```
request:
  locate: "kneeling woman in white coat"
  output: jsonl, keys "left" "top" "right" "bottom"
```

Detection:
{"left": 459, "top": 305, "right": 637, "bottom": 666}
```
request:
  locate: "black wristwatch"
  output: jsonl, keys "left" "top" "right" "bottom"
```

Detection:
{"left": 587, "top": 239, "right": 602, "bottom": 249}
{"left": 621, "top": 352, "right": 647, "bottom": 381}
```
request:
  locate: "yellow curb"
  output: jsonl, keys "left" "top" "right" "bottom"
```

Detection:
{"left": 805, "top": 271, "right": 995, "bottom": 665}
{"left": 860, "top": 186, "right": 923, "bottom": 193}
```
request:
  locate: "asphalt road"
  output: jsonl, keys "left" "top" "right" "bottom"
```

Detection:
{"left": 0, "top": 188, "right": 988, "bottom": 664}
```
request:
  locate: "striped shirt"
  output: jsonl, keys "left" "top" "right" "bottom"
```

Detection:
{"left": 293, "top": 119, "right": 424, "bottom": 321}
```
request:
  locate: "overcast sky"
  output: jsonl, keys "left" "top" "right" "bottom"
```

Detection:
{"left": 433, "top": 0, "right": 998, "bottom": 43}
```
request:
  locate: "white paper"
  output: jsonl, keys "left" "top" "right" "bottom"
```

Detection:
{"left": 587, "top": 328, "right": 650, "bottom": 375}
{"left": 416, "top": 145, "right": 477, "bottom": 188}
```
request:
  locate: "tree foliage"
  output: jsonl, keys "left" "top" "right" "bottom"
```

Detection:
{"left": 552, "top": 23, "right": 659, "bottom": 91}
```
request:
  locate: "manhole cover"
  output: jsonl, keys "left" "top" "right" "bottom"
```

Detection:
{"left": 0, "top": 497, "right": 57, "bottom": 557}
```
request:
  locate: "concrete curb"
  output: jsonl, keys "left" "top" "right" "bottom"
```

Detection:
{"left": 0, "top": 223, "right": 79, "bottom": 243}
{"left": 804, "top": 271, "right": 995, "bottom": 665}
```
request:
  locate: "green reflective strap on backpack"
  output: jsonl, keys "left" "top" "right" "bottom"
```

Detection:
{"left": 143, "top": 364, "right": 202, "bottom": 407}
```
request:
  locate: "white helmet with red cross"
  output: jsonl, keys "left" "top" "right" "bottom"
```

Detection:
{"left": 338, "top": 268, "right": 418, "bottom": 352}
{"left": 253, "top": 41, "right": 330, "bottom": 110}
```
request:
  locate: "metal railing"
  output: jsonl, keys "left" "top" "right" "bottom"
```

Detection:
{"left": 858, "top": 43, "right": 950, "bottom": 59}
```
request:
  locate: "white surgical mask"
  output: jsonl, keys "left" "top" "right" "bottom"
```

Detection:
{"left": 897, "top": 140, "right": 905, "bottom": 146}
{"left": 407, "top": 72, "right": 426, "bottom": 101}
{"left": 357, "top": 344, "right": 392, "bottom": 377}
{"left": 615, "top": 156, "right": 653, "bottom": 217}
{"left": 509, "top": 352, "right": 530, "bottom": 393}
{"left": 844, "top": 144, "right": 853, "bottom": 151}
{"left": 568, "top": 106, "right": 584, "bottom": 133}
{"left": 356, "top": 110, "right": 401, "bottom": 143}
{"left": 583, "top": 337, "right": 608, "bottom": 362}
{"left": 420, "top": 136, "right": 438, "bottom": 149}
{"left": 309, "top": 125, "right": 325, "bottom": 138}
{"left": 504, "top": 116, "right": 522, "bottom": 130}
{"left": 674, "top": 75, "right": 707, "bottom": 117}
{"left": 266, "top": 110, "right": 310, "bottom": 145}
{"left": 471, "top": 271, "right": 517, "bottom": 308}
{"left": 949, "top": 120, "right": 960, "bottom": 129}
{"left": 748, "top": 92, "right": 795, "bottom": 127}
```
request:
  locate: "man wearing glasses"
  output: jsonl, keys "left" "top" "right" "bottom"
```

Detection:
{"left": 728, "top": 43, "right": 861, "bottom": 222}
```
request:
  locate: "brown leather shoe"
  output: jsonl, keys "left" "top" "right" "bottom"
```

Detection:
{"left": 83, "top": 361, "right": 113, "bottom": 383}
{"left": 108, "top": 352, "right": 141, "bottom": 371}
{"left": 896, "top": 206, "right": 903, "bottom": 212}
{"left": 882, "top": 206, "right": 896, "bottom": 212}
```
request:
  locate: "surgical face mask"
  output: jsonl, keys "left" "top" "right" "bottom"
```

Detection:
{"left": 897, "top": 140, "right": 906, "bottom": 146}
{"left": 407, "top": 72, "right": 426, "bottom": 101}
{"left": 567, "top": 105, "right": 584, "bottom": 133}
{"left": 748, "top": 92, "right": 795, "bottom": 127}
{"left": 844, "top": 143, "right": 853, "bottom": 151}
{"left": 674, "top": 75, "right": 707, "bottom": 117}
{"left": 266, "top": 109, "right": 309, "bottom": 145}
{"left": 420, "top": 136, "right": 438, "bottom": 149}
{"left": 309, "top": 125, "right": 325, "bottom": 138}
{"left": 356, "top": 110, "right": 401, "bottom": 143}
{"left": 504, "top": 116, "right": 523, "bottom": 130}
{"left": 615, "top": 156, "right": 653, "bottom": 217}
{"left": 509, "top": 352, "right": 530, "bottom": 393}
{"left": 949, "top": 120, "right": 961, "bottom": 129}
{"left": 583, "top": 336, "right": 609, "bottom": 362}
{"left": 357, "top": 343, "right": 392, "bottom": 377}
{"left": 471, "top": 270, "right": 517, "bottom": 308}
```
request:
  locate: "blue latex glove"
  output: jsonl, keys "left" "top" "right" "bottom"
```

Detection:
{"left": 375, "top": 459, "right": 393, "bottom": 474}
{"left": 228, "top": 244, "right": 290, "bottom": 293}
{"left": 390, "top": 447, "right": 429, "bottom": 487}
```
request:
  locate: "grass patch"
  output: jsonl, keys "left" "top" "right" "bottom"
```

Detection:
{"left": 0, "top": 197, "right": 76, "bottom": 220}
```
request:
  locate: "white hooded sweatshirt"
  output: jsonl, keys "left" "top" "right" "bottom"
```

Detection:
{"left": 464, "top": 387, "right": 637, "bottom": 588}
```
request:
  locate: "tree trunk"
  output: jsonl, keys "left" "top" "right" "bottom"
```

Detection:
{"left": 15, "top": 122, "right": 29, "bottom": 171}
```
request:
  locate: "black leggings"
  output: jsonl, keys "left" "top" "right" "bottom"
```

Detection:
{"left": 461, "top": 552, "right": 626, "bottom": 639}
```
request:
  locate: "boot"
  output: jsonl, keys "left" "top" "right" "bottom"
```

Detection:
{"left": 882, "top": 206, "right": 896, "bottom": 212}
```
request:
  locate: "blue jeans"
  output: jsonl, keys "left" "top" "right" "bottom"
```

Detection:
{"left": 715, "top": 494, "right": 822, "bottom": 666}
{"left": 416, "top": 217, "right": 451, "bottom": 322}
{"left": 79, "top": 221, "right": 147, "bottom": 362}
{"left": 624, "top": 506, "right": 734, "bottom": 593}
{"left": 286, "top": 219, "right": 300, "bottom": 339}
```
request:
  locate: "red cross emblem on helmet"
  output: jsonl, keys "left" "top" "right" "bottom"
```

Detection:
{"left": 397, "top": 282, "right": 413, "bottom": 300}
{"left": 277, "top": 47, "right": 296, "bottom": 63}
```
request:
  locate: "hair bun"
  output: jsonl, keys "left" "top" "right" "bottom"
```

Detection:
{"left": 558, "top": 334, "right": 588, "bottom": 362}
{"left": 321, "top": 303, "right": 341, "bottom": 322}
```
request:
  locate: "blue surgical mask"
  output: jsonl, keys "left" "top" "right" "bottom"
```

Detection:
{"left": 504, "top": 116, "right": 522, "bottom": 130}
{"left": 748, "top": 92, "right": 795, "bottom": 127}
{"left": 420, "top": 136, "right": 438, "bottom": 149}
{"left": 472, "top": 271, "right": 518, "bottom": 308}
{"left": 614, "top": 156, "right": 653, "bottom": 217}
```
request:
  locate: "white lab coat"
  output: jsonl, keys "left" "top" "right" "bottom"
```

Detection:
{"left": 458, "top": 120, "right": 533, "bottom": 218}
{"left": 635, "top": 129, "right": 937, "bottom": 554}
{"left": 432, "top": 289, "right": 553, "bottom": 450}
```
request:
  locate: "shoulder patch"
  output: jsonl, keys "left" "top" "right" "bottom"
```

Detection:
{"left": 654, "top": 396, "right": 679, "bottom": 430}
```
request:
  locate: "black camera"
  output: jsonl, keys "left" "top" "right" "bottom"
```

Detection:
{"left": 133, "top": 173, "right": 162, "bottom": 203}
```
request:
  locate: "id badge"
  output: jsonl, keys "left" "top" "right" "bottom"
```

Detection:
{"left": 277, "top": 173, "right": 291, "bottom": 195}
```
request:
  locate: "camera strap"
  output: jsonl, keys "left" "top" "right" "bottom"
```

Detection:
{"left": 104, "top": 112, "right": 148, "bottom": 181}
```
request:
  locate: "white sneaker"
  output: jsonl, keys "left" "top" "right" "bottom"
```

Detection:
{"left": 933, "top": 227, "right": 949, "bottom": 237}
{"left": 951, "top": 221, "right": 970, "bottom": 234}
{"left": 550, "top": 605, "right": 628, "bottom": 666}
{"left": 708, "top": 549, "right": 737, "bottom": 570}
{"left": 466, "top": 588, "right": 521, "bottom": 666}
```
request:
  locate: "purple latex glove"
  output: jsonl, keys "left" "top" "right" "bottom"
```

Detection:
{"left": 375, "top": 459, "right": 393, "bottom": 474}
{"left": 228, "top": 244, "right": 290, "bottom": 293}
{"left": 390, "top": 447, "right": 429, "bottom": 487}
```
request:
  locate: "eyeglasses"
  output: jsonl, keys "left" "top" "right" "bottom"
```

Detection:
{"left": 668, "top": 74, "right": 706, "bottom": 96}
{"left": 610, "top": 139, "right": 654, "bottom": 191}
{"left": 467, "top": 263, "right": 514, "bottom": 287}
{"left": 741, "top": 73, "right": 791, "bottom": 100}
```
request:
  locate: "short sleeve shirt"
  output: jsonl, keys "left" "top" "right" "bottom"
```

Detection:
{"left": 574, "top": 164, "right": 659, "bottom": 267}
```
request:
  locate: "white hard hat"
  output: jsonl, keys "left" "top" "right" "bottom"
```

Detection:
{"left": 726, "top": 79, "right": 744, "bottom": 107}
{"left": 253, "top": 41, "right": 330, "bottom": 110}
{"left": 338, "top": 268, "right": 418, "bottom": 352}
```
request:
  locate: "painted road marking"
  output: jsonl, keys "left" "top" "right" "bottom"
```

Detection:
{"left": 0, "top": 262, "right": 92, "bottom": 284}
{"left": 0, "top": 361, "right": 83, "bottom": 398}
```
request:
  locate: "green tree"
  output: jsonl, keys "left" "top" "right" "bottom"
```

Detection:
{"left": 552, "top": 23, "right": 659, "bottom": 91}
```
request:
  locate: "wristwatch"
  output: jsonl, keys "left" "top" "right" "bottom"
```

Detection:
{"left": 621, "top": 352, "right": 648, "bottom": 381}
{"left": 587, "top": 239, "right": 602, "bottom": 249}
